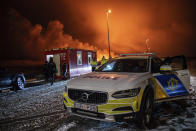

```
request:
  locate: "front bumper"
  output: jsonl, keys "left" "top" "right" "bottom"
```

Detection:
{"left": 63, "top": 91, "right": 139, "bottom": 122}
{"left": 66, "top": 107, "right": 135, "bottom": 122}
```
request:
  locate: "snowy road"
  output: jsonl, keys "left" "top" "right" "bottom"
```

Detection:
{"left": 0, "top": 81, "right": 69, "bottom": 131}
{"left": 0, "top": 77, "right": 196, "bottom": 131}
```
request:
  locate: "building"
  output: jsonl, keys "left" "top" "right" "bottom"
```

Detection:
{"left": 44, "top": 48, "right": 96, "bottom": 79}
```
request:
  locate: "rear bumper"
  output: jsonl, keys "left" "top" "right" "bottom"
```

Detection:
{"left": 0, "top": 86, "right": 12, "bottom": 91}
{"left": 0, "top": 80, "right": 12, "bottom": 90}
{"left": 0, "top": 79, "right": 12, "bottom": 86}
{"left": 63, "top": 91, "right": 138, "bottom": 122}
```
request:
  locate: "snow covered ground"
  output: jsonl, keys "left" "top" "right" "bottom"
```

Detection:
{"left": 0, "top": 81, "right": 69, "bottom": 130}
{"left": 0, "top": 77, "right": 196, "bottom": 131}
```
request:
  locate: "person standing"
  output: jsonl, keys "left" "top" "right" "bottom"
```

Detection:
{"left": 90, "top": 57, "right": 97, "bottom": 71}
{"left": 62, "top": 62, "right": 67, "bottom": 80}
{"left": 48, "top": 57, "right": 57, "bottom": 85}
{"left": 101, "top": 56, "right": 108, "bottom": 65}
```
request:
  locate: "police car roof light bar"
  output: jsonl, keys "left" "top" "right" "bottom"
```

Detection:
{"left": 120, "top": 53, "right": 156, "bottom": 57}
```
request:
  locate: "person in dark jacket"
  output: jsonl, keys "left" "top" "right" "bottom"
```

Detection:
{"left": 62, "top": 62, "right": 67, "bottom": 80}
{"left": 48, "top": 57, "right": 57, "bottom": 85}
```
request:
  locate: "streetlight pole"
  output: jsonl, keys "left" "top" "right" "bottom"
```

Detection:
{"left": 106, "top": 9, "right": 111, "bottom": 59}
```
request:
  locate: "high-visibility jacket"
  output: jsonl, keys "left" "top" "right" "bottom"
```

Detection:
{"left": 101, "top": 59, "right": 108, "bottom": 65}
{"left": 90, "top": 60, "right": 97, "bottom": 67}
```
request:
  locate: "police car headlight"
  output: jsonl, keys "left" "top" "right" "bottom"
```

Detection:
{"left": 64, "top": 85, "right": 68, "bottom": 92}
{"left": 112, "top": 88, "right": 140, "bottom": 98}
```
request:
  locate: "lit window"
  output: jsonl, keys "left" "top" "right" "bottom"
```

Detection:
{"left": 77, "top": 51, "right": 82, "bottom": 65}
{"left": 46, "top": 55, "right": 53, "bottom": 62}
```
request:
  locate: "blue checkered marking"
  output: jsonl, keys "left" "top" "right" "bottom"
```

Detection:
{"left": 154, "top": 74, "right": 188, "bottom": 97}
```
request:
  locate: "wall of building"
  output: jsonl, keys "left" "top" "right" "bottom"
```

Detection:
{"left": 44, "top": 48, "right": 96, "bottom": 78}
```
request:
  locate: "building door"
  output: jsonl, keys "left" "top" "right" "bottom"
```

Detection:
{"left": 88, "top": 52, "right": 92, "bottom": 65}
{"left": 46, "top": 55, "right": 53, "bottom": 62}
{"left": 60, "top": 53, "right": 66, "bottom": 76}
{"left": 53, "top": 54, "right": 61, "bottom": 76}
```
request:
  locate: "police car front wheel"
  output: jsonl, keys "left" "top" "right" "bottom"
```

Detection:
{"left": 135, "top": 87, "right": 154, "bottom": 128}
{"left": 143, "top": 94, "right": 153, "bottom": 126}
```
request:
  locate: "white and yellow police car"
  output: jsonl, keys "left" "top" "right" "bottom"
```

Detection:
{"left": 62, "top": 53, "right": 190, "bottom": 127}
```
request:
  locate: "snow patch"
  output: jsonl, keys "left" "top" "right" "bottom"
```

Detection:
{"left": 57, "top": 122, "right": 76, "bottom": 131}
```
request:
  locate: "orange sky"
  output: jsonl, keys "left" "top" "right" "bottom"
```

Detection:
{"left": 1, "top": 0, "right": 196, "bottom": 62}
{"left": 68, "top": 0, "right": 195, "bottom": 57}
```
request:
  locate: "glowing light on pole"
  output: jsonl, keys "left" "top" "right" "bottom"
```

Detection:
{"left": 106, "top": 9, "right": 112, "bottom": 59}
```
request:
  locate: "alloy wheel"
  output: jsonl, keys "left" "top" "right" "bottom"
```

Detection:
{"left": 17, "top": 77, "right": 24, "bottom": 89}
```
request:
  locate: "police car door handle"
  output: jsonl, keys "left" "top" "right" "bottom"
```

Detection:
{"left": 174, "top": 71, "right": 187, "bottom": 76}
{"left": 178, "top": 73, "right": 188, "bottom": 76}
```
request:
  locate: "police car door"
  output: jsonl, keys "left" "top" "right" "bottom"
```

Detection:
{"left": 169, "top": 56, "right": 190, "bottom": 93}
{"left": 153, "top": 56, "right": 190, "bottom": 100}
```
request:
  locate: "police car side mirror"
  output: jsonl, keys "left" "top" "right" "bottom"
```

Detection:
{"left": 160, "top": 65, "right": 172, "bottom": 74}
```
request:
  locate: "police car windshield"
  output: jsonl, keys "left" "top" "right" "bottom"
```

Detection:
{"left": 97, "top": 58, "right": 149, "bottom": 73}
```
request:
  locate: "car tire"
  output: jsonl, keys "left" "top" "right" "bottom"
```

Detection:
{"left": 135, "top": 87, "right": 154, "bottom": 128}
{"left": 14, "top": 77, "right": 25, "bottom": 90}
{"left": 63, "top": 103, "right": 67, "bottom": 110}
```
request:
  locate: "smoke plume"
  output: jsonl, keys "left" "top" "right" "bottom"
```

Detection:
{"left": 1, "top": 9, "right": 115, "bottom": 62}
{"left": 1, "top": 0, "right": 196, "bottom": 66}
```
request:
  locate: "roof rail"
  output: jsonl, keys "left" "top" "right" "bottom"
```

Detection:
{"left": 120, "top": 53, "right": 156, "bottom": 57}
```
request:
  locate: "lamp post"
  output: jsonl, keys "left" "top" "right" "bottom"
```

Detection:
{"left": 106, "top": 9, "right": 112, "bottom": 59}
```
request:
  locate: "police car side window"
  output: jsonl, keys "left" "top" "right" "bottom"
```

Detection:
{"left": 170, "top": 58, "right": 184, "bottom": 71}
{"left": 152, "top": 58, "right": 161, "bottom": 73}
{"left": 161, "top": 56, "right": 186, "bottom": 71}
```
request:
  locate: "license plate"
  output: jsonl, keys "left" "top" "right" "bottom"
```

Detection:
{"left": 74, "top": 103, "right": 97, "bottom": 112}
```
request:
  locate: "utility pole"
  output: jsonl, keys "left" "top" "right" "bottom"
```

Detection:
{"left": 106, "top": 9, "right": 112, "bottom": 59}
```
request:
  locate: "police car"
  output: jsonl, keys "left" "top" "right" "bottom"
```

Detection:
{"left": 62, "top": 53, "right": 190, "bottom": 127}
